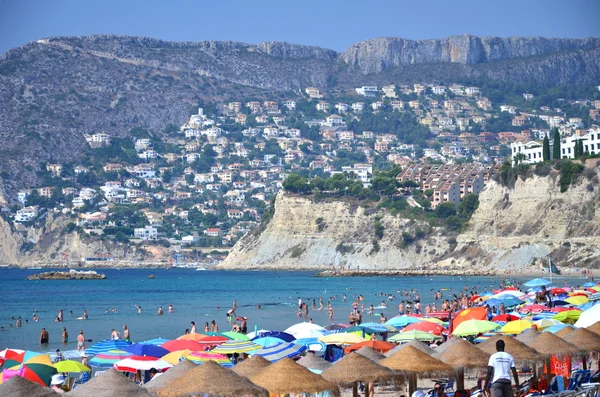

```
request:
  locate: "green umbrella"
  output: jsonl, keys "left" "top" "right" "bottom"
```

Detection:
{"left": 389, "top": 330, "right": 442, "bottom": 342}
{"left": 552, "top": 310, "right": 581, "bottom": 325}
{"left": 222, "top": 331, "right": 251, "bottom": 341}
{"left": 54, "top": 360, "right": 91, "bottom": 373}
{"left": 452, "top": 320, "right": 500, "bottom": 336}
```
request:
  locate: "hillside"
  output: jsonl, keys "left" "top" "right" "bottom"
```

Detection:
{"left": 218, "top": 161, "right": 600, "bottom": 273}
{"left": 0, "top": 34, "right": 599, "bottom": 200}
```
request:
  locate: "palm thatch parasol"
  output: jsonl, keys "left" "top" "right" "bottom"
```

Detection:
{"left": 555, "top": 327, "right": 575, "bottom": 338}
{"left": 432, "top": 337, "right": 462, "bottom": 357}
{"left": 231, "top": 355, "right": 272, "bottom": 378}
{"left": 380, "top": 345, "right": 453, "bottom": 395}
{"left": 356, "top": 346, "right": 386, "bottom": 362}
{"left": 437, "top": 338, "right": 491, "bottom": 390}
{"left": 322, "top": 352, "right": 399, "bottom": 397}
{"left": 250, "top": 358, "right": 339, "bottom": 396}
{"left": 515, "top": 328, "right": 540, "bottom": 344}
{"left": 0, "top": 375, "right": 57, "bottom": 397}
{"left": 528, "top": 332, "right": 583, "bottom": 356}
{"left": 296, "top": 353, "right": 333, "bottom": 372}
{"left": 477, "top": 335, "right": 542, "bottom": 362}
{"left": 142, "top": 360, "right": 196, "bottom": 393}
{"left": 562, "top": 327, "right": 600, "bottom": 370}
{"left": 68, "top": 368, "right": 152, "bottom": 397}
{"left": 156, "top": 360, "right": 268, "bottom": 397}
{"left": 586, "top": 322, "right": 600, "bottom": 335}
{"left": 385, "top": 339, "right": 435, "bottom": 357}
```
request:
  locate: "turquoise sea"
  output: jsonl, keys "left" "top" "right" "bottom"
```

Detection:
{"left": 0, "top": 268, "right": 588, "bottom": 354}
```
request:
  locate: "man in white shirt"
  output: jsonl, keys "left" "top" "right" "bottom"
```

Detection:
{"left": 484, "top": 339, "right": 520, "bottom": 397}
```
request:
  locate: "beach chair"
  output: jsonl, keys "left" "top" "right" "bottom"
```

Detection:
{"left": 549, "top": 376, "right": 565, "bottom": 394}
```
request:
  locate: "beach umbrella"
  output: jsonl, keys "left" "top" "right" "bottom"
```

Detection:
{"left": 359, "top": 322, "right": 395, "bottom": 332}
{"left": 5, "top": 361, "right": 57, "bottom": 387}
{"left": 285, "top": 322, "right": 325, "bottom": 336}
{"left": 528, "top": 332, "right": 582, "bottom": 356}
{"left": 176, "top": 333, "right": 207, "bottom": 341}
{"left": 185, "top": 351, "right": 233, "bottom": 367}
{"left": 344, "top": 325, "right": 379, "bottom": 336}
{"left": 251, "top": 342, "right": 306, "bottom": 362}
{"left": 53, "top": 360, "right": 91, "bottom": 373}
{"left": 385, "top": 339, "right": 436, "bottom": 357}
{"left": 438, "top": 337, "right": 491, "bottom": 389}
{"left": 542, "top": 323, "right": 572, "bottom": 334}
{"left": 156, "top": 360, "right": 268, "bottom": 397}
{"left": 493, "top": 314, "right": 520, "bottom": 322}
{"left": 534, "top": 318, "right": 562, "bottom": 330}
{"left": 344, "top": 339, "right": 396, "bottom": 354}
{"left": 385, "top": 315, "right": 421, "bottom": 328}
{"left": 142, "top": 360, "right": 196, "bottom": 393}
{"left": 552, "top": 309, "right": 581, "bottom": 324}
{"left": 249, "top": 357, "right": 339, "bottom": 396}
{"left": 161, "top": 349, "right": 193, "bottom": 365}
{"left": 524, "top": 278, "right": 552, "bottom": 288}
{"left": 583, "top": 282, "right": 597, "bottom": 288}
{"left": 500, "top": 320, "right": 533, "bottom": 334}
{"left": 297, "top": 353, "right": 333, "bottom": 374}
{"left": 452, "top": 319, "right": 500, "bottom": 336}
{"left": 140, "top": 337, "right": 170, "bottom": 345}
{"left": 322, "top": 352, "right": 397, "bottom": 397}
{"left": 498, "top": 296, "right": 522, "bottom": 308}
{"left": 0, "top": 349, "right": 25, "bottom": 370}
{"left": 356, "top": 346, "right": 387, "bottom": 362}
{"left": 587, "top": 321, "right": 600, "bottom": 334}
{"left": 565, "top": 296, "right": 589, "bottom": 305}
{"left": 554, "top": 326, "right": 576, "bottom": 338}
{"left": 88, "top": 350, "right": 133, "bottom": 368}
{"left": 389, "top": 330, "right": 442, "bottom": 342}
{"left": 403, "top": 321, "right": 445, "bottom": 335}
{"left": 125, "top": 343, "right": 169, "bottom": 358}
{"left": 575, "top": 304, "right": 600, "bottom": 328}
{"left": 211, "top": 340, "right": 262, "bottom": 354}
{"left": 324, "top": 323, "right": 350, "bottom": 331}
{"left": 196, "top": 335, "right": 232, "bottom": 345}
{"left": 0, "top": 375, "right": 57, "bottom": 397}
{"left": 113, "top": 355, "right": 173, "bottom": 372}
{"left": 515, "top": 327, "right": 540, "bottom": 344}
{"left": 519, "top": 304, "right": 550, "bottom": 314}
{"left": 252, "top": 331, "right": 296, "bottom": 342}
{"left": 221, "top": 331, "right": 250, "bottom": 341}
{"left": 477, "top": 335, "right": 542, "bottom": 362}
{"left": 85, "top": 339, "right": 131, "bottom": 355}
{"left": 203, "top": 332, "right": 232, "bottom": 338}
{"left": 252, "top": 336, "right": 286, "bottom": 347}
{"left": 380, "top": 345, "right": 453, "bottom": 395}
{"left": 231, "top": 355, "right": 271, "bottom": 378}
{"left": 452, "top": 307, "right": 488, "bottom": 330}
{"left": 68, "top": 368, "right": 152, "bottom": 397}
{"left": 161, "top": 339, "right": 204, "bottom": 352}
{"left": 495, "top": 290, "right": 526, "bottom": 298}
{"left": 563, "top": 328, "right": 600, "bottom": 357}
{"left": 473, "top": 332, "right": 500, "bottom": 344}
{"left": 319, "top": 333, "right": 366, "bottom": 345}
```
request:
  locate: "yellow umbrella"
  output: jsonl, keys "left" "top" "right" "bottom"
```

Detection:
{"left": 162, "top": 349, "right": 193, "bottom": 365}
{"left": 552, "top": 310, "right": 581, "bottom": 324}
{"left": 500, "top": 320, "right": 533, "bottom": 335}
{"left": 319, "top": 333, "right": 366, "bottom": 345}
{"left": 421, "top": 317, "right": 445, "bottom": 324}
{"left": 452, "top": 320, "right": 500, "bottom": 336}
{"left": 24, "top": 354, "right": 53, "bottom": 365}
{"left": 565, "top": 296, "right": 589, "bottom": 305}
{"left": 54, "top": 360, "right": 91, "bottom": 373}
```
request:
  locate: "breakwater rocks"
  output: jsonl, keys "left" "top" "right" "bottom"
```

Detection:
{"left": 26, "top": 269, "right": 107, "bottom": 280}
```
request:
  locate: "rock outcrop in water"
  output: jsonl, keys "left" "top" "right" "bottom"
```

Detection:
{"left": 27, "top": 269, "right": 106, "bottom": 280}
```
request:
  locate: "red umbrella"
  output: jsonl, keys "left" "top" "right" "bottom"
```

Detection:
{"left": 403, "top": 321, "right": 445, "bottom": 335}
{"left": 197, "top": 335, "right": 231, "bottom": 345}
{"left": 427, "top": 311, "right": 451, "bottom": 321}
{"left": 344, "top": 340, "right": 396, "bottom": 354}
{"left": 552, "top": 288, "right": 568, "bottom": 295}
{"left": 113, "top": 355, "right": 172, "bottom": 373}
{"left": 452, "top": 307, "right": 487, "bottom": 330}
{"left": 550, "top": 307, "right": 580, "bottom": 313}
{"left": 492, "top": 314, "right": 520, "bottom": 322}
{"left": 161, "top": 339, "right": 204, "bottom": 352}
{"left": 519, "top": 304, "right": 549, "bottom": 314}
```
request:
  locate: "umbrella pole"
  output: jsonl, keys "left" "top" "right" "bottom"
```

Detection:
{"left": 353, "top": 381, "right": 358, "bottom": 397}
{"left": 408, "top": 374, "right": 417, "bottom": 396}
{"left": 582, "top": 354, "right": 588, "bottom": 371}
{"left": 456, "top": 369, "right": 465, "bottom": 391}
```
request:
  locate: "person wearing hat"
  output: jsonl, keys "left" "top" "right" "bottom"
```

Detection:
{"left": 51, "top": 374, "right": 66, "bottom": 393}
{"left": 484, "top": 339, "right": 520, "bottom": 397}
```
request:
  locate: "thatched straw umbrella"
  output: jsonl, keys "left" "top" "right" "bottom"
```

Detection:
{"left": 515, "top": 328, "right": 540, "bottom": 344}
{"left": 478, "top": 335, "right": 542, "bottom": 362}
{"left": 322, "top": 352, "right": 398, "bottom": 397}
{"left": 528, "top": 331, "right": 583, "bottom": 386}
{"left": 438, "top": 338, "right": 491, "bottom": 390}
{"left": 156, "top": 360, "right": 268, "bottom": 397}
{"left": 562, "top": 328, "right": 600, "bottom": 370}
{"left": 231, "top": 355, "right": 271, "bottom": 378}
{"left": 555, "top": 327, "right": 575, "bottom": 338}
{"left": 385, "top": 339, "right": 435, "bottom": 357}
{"left": 432, "top": 337, "right": 462, "bottom": 357}
{"left": 356, "top": 346, "right": 386, "bottom": 362}
{"left": 68, "top": 368, "right": 152, "bottom": 397}
{"left": 250, "top": 358, "right": 339, "bottom": 396}
{"left": 586, "top": 322, "right": 600, "bottom": 335}
{"left": 0, "top": 375, "right": 57, "bottom": 397}
{"left": 380, "top": 345, "right": 453, "bottom": 396}
{"left": 297, "top": 353, "right": 333, "bottom": 372}
{"left": 142, "top": 360, "right": 196, "bottom": 393}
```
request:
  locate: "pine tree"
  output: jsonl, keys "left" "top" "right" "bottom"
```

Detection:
{"left": 542, "top": 135, "right": 550, "bottom": 161}
{"left": 552, "top": 128, "right": 561, "bottom": 160}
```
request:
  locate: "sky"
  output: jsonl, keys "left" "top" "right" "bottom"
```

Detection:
{"left": 1, "top": 0, "right": 599, "bottom": 55}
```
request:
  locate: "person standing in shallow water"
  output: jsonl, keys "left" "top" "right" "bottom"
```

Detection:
{"left": 123, "top": 325, "right": 130, "bottom": 342}
{"left": 40, "top": 327, "right": 49, "bottom": 344}
{"left": 61, "top": 327, "right": 68, "bottom": 344}
{"left": 77, "top": 330, "right": 85, "bottom": 351}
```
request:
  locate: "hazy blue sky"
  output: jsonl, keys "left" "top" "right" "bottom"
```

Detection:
{"left": 1, "top": 0, "right": 599, "bottom": 54}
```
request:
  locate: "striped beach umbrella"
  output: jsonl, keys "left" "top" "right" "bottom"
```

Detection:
{"left": 113, "top": 355, "right": 173, "bottom": 373}
{"left": 185, "top": 351, "right": 233, "bottom": 367}
{"left": 85, "top": 339, "right": 131, "bottom": 355}
{"left": 251, "top": 342, "right": 306, "bottom": 362}
{"left": 161, "top": 350, "right": 193, "bottom": 365}
{"left": 389, "top": 330, "right": 442, "bottom": 342}
{"left": 211, "top": 340, "right": 262, "bottom": 354}
{"left": 88, "top": 350, "right": 133, "bottom": 368}
{"left": 222, "top": 332, "right": 250, "bottom": 341}
{"left": 253, "top": 336, "right": 286, "bottom": 347}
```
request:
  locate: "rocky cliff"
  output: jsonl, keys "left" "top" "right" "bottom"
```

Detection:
{"left": 219, "top": 162, "right": 600, "bottom": 273}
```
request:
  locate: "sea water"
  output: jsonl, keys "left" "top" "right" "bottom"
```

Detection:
{"left": 0, "top": 268, "right": 587, "bottom": 354}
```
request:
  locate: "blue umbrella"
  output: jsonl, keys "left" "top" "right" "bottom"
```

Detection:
{"left": 253, "top": 336, "right": 286, "bottom": 347}
{"left": 524, "top": 278, "right": 552, "bottom": 288}
{"left": 252, "top": 342, "right": 306, "bottom": 362}
{"left": 531, "top": 313, "right": 556, "bottom": 321}
{"left": 385, "top": 315, "right": 420, "bottom": 328}
{"left": 543, "top": 324, "right": 573, "bottom": 334}
{"left": 499, "top": 296, "right": 521, "bottom": 308}
{"left": 253, "top": 331, "right": 295, "bottom": 342}
{"left": 483, "top": 298, "right": 503, "bottom": 307}
{"left": 583, "top": 282, "right": 597, "bottom": 288}
{"left": 124, "top": 343, "right": 169, "bottom": 358}
{"left": 358, "top": 323, "right": 390, "bottom": 333}
{"left": 85, "top": 340, "right": 131, "bottom": 356}
{"left": 552, "top": 300, "right": 569, "bottom": 306}
{"left": 140, "top": 338, "right": 170, "bottom": 346}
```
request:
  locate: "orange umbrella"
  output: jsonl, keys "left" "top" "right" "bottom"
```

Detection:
{"left": 344, "top": 340, "right": 396, "bottom": 354}
{"left": 177, "top": 333, "right": 207, "bottom": 341}
{"left": 452, "top": 307, "right": 487, "bottom": 330}
{"left": 403, "top": 322, "right": 446, "bottom": 335}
